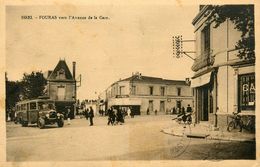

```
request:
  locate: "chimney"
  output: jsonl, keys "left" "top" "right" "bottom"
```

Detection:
{"left": 72, "top": 61, "right": 76, "bottom": 79}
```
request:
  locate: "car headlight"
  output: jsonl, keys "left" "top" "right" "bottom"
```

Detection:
{"left": 46, "top": 114, "right": 49, "bottom": 118}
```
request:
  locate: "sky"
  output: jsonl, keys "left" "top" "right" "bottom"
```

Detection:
{"left": 6, "top": 4, "right": 198, "bottom": 100}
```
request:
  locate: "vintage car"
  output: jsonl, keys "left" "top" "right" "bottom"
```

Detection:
{"left": 15, "top": 99, "right": 64, "bottom": 129}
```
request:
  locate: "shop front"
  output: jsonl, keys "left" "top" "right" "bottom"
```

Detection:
{"left": 108, "top": 98, "right": 142, "bottom": 115}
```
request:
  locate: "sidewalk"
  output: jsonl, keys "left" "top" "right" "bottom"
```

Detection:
{"left": 161, "top": 122, "right": 255, "bottom": 142}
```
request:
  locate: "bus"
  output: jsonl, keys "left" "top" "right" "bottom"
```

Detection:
{"left": 15, "top": 99, "right": 64, "bottom": 129}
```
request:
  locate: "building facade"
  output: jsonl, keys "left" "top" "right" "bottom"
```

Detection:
{"left": 99, "top": 73, "right": 194, "bottom": 115}
{"left": 43, "top": 60, "right": 77, "bottom": 117}
{"left": 191, "top": 6, "right": 255, "bottom": 130}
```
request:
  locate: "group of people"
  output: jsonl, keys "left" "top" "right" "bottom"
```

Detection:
{"left": 107, "top": 107, "right": 125, "bottom": 125}
{"left": 172, "top": 104, "right": 193, "bottom": 124}
{"left": 146, "top": 108, "right": 158, "bottom": 115}
{"left": 83, "top": 107, "right": 94, "bottom": 126}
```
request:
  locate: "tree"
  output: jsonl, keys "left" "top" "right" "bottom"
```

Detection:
{"left": 20, "top": 71, "right": 47, "bottom": 100}
{"left": 6, "top": 80, "right": 22, "bottom": 110}
{"left": 209, "top": 5, "right": 255, "bottom": 60}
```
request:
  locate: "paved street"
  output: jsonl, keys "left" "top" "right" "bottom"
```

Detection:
{"left": 6, "top": 115, "right": 255, "bottom": 161}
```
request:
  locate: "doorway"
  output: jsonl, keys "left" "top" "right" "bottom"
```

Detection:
{"left": 198, "top": 86, "right": 209, "bottom": 121}
{"left": 160, "top": 101, "right": 165, "bottom": 112}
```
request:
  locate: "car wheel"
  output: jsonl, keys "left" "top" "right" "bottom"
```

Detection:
{"left": 57, "top": 118, "right": 64, "bottom": 127}
{"left": 38, "top": 117, "right": 45, "bottom": 129}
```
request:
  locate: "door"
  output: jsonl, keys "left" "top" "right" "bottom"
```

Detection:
{"left": 149, "top": 100, "right": 153, "bottom": 112}
{"left": 160, "top": 101, "right": 165, "bottom": 112}
{"left": 201, "top": 86, "right": 209, "bottom": 121}
{"left": 176, "top": 100, "right": 181, "bottom": 110}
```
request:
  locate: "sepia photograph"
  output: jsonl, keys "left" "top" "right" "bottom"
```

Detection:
{"left": 2, "top": 1, "right": 258, "bottom": 165}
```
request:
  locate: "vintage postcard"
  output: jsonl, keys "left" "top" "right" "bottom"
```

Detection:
{"left": 1, "top": 0, "right": 259, "bottom": 166}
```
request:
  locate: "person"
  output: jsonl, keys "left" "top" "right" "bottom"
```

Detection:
{"left": 186, "top": 104, "right": 192, "bottom": 123}
{"left": 107, "top": 107, "right": 114, "bottom": 125}
{"left": 89, "top": 106, "right": 94, "bottom": 126}
{"left": 155, "top": 109, "right": 158, "bottom": 115}
{"left": 127, "top": 107, "right": 131, "bottom": 118}
{"left": 186, "top": 104, "right": 192, "bottom": 113}
{"left": 111, "top": 108, "right": 116, "bottom": 125}
{"left": 67, "top": 108, "right": 71, "bottom": 125}
{"left": 116, "top": 109, "right": 124, "bottom": 125}
{"left": 172, "top": 107, "right": 176, "bottom": 115}
{"left": 146, "top": 108, "right": 150, "bottom": 115}
{"left": 84, "top": 108, "right": 89, "bottom": 120}
{"left": 130, "top": 109, "right": 134, "bottom": 118}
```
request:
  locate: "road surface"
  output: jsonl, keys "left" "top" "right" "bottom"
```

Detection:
{"left": 6, "top": 115, "right": 255, "bottom": 161}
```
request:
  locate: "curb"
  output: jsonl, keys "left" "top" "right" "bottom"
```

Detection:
{"left": 161, "top": 128, "right": 255, "bottom": 142}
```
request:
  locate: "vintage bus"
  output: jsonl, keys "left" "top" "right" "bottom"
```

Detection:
{"left": 15, "top": 99, "right": 64, "bottom": 129}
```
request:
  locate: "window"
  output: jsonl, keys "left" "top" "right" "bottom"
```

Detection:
{"left": 30, "top": 102, "right": 37, "bottom": 110}
{"left": 149, "top": 86, "right": 153, "bottom": 95}
{"left": 119, "top": 86, "right": 125, "bottom": 95}
{"left": 177, "top": 88, "right": 181, "bottom": 96}
{"left": 57, "top": 85, "right": 65, "bottom": 100}
{"left": 201, "top": 25, "right": 210, "bottom": 55}
{"left": 57, "top": 68, "right": 66, "bottom": 79}
{"left": 160, "top": 87, "right": 165, "bottom": 96}
{"left": 238, "top": 73, "right": 255, "bottom": 111}
{"left": 132, "top": 86, "right": 136, "bottom": 95}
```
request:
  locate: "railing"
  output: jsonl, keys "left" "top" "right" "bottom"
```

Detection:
{"left": 191, "top": 50, "right": 214, "bottom": 72}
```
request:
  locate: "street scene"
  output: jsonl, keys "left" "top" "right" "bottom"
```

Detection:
{"left": 5, "top": 4, "right": 256, "bottom": 161}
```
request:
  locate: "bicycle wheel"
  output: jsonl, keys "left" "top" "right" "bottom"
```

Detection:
{"left": 227, "top": 121, "right": 241, "bottom": 132}
{"left": 227, "top": 121, "right": 238, "bottom": 132}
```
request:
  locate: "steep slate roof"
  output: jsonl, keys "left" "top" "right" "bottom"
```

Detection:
{"left": 120, "top": 75, "right": 187, "bottom": 85}
{"left": 47, "top": 60, "right": 75, "bottom": 81}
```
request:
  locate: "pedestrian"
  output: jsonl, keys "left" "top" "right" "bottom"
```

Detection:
{"left": 186, "top": 104, "right": 192, "bottom": 113}
{"left": 181, "top": 107, "right": 185, "bottom": 114}
{"left": 84, "top": 108, "right": 89, "bottom": 120}
{"left": 172, "top": 107, "right": 176, "bottom": 115}
{"left": 67, "top": 108, "right": 71, "bottom": 125}
{"left": 186, "top": 104, "right": 192, "bottom": 123}
{"left": 89, "top": 106, "right": 94, "bottom": 126}
{"left": 127, "top": 107, "right": 131, "bottom": 118}
{"left": 111, "top": 108, "right": 116, "bottom": 125}
{"left": 130, "top": 109, "right": 134, "bottom": 118}
{"left": 116, "top": 109, "right": 124, "bottom": 125}
{"left": 107, "top": 107, "right": 113, "bottom": 125}
{"left": 146, "top": 108, "right": 150, "bottom": 115}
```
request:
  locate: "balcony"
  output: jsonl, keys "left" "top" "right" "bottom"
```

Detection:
{"left": 191, "top": 51, "right": 214, "bottom": 72}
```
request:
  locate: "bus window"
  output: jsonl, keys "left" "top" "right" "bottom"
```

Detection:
{"left": 30, "top": 102, "right": 37, "bottom": 110}
{"left": 21, "top": 104, "right": 26, "bottom": 110}
{"left": 48, "top": 104, "right": 55, "bottom": 110}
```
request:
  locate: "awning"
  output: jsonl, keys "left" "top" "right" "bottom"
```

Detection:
{"left": 191, "top": 71, "right": 212, "bottom": 88}
{"left": 108, "top": 98, "right": 141, "bottom": 106}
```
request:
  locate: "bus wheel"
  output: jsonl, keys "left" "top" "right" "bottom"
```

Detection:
{"left": 38, "top": 118, "right": 45, "bottom": 129}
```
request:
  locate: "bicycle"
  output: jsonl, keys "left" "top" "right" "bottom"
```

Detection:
{"left": 227, "top": 112, "right": 255, "bottom": 133}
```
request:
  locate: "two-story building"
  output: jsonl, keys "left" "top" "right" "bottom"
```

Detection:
{"left": 191, "top": 5, "right": 255, "bottom": 130}
{"left": 99, "top": 72, "right": 194, "bottom": 115}
{"left": 43, "top": 60, "right": 77, "bottom": 117}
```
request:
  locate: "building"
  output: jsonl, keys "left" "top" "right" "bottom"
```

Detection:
{"left": 43, "top": 60, "right": 77, "bottom": 117}
{"left": 190, "top": 5, "right": 255, "bottom": 130}
{"left": 99, "top": 72, "right": 194, "bottom": 115}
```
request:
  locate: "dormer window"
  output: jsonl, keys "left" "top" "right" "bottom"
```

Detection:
{"left": 57, "top": 68, "right": 66, "bottom": 79}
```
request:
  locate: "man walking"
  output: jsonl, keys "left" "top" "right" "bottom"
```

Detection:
{"left": 89, "top": 107, "right": 94, "bottom": 126}
{"left": 67, "top": 108, "right": 71, "bottom": 125}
